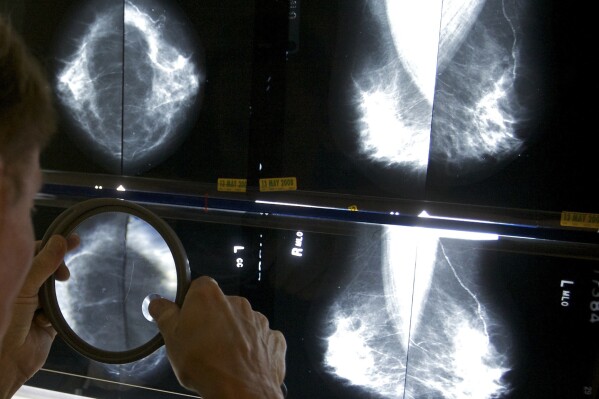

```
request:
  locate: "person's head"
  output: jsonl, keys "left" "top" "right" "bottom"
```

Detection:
{"left": 0, "top": 15, "right": 56, "bottom": 339}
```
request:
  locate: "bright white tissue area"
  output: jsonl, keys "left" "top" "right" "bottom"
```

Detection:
{"left": 324, "top": 225, "right": 510, "bottom": 398}
{"left": 355, "top": 0, "right": 525, "bottom": 173}
{"left": 56, "top": 0, "right": 201, "bottom": 173}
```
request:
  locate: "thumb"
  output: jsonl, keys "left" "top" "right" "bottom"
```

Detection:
{"left": 21, "top": 235, "right": 67, "bottom": 297}
{"left": 148, "top": 297, "right": 180, "bottom": 335}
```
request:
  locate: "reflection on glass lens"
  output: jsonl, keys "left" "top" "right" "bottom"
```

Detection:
{"left": 57, "top": 212, "right": 178, "bottom": 352}
{"left": 142, "top": 293, "right": 161, "bottom": 322}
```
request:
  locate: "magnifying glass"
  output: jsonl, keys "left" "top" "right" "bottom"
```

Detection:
{"left": 39, "top": 198, "right": 191, "bottom": 364}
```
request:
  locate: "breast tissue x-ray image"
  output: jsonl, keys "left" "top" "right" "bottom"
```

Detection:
{"left": 4, "top": 1, "right": 598, "bottom": 397}
{"left": 312, "top": 226, "right": 598, "bottom": 398}
{"left": 2, "top": 0, "right": 596, "bottom": 212}
{"left": 31, "top": 203, "right": 599, "bottom": 399}
{"left": 2, "top": 0, "right": 253, "bottom": 181}
{"left": 286, "top": 0, "right": 597, "bottom": 212}
{"left": 52, "top": 0, "right": 203, "bottom": 175}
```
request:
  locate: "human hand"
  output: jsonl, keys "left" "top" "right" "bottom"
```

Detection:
{"left": 0, "top": 234, "right": 78, "bottom": 398}
{"left": 149, "top": 276, "right": 286, "bottom": 399}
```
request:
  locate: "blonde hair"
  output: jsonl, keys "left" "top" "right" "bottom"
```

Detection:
{"left": 0, "top": 14, "right": 56, "bottom": 168}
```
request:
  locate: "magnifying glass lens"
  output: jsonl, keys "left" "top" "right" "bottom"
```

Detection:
{"left": 40, "top": 199, "right": 190, "bottom": 364}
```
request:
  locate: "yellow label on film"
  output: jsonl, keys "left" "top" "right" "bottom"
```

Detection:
{"left": 560, "top": 211, "right": 599, "bottom": 228}
{"left": 217, "top": 178, "right": 247, "bottom": 193}
{"left": 259, "top": 177, "right": 297, "bottom": 192}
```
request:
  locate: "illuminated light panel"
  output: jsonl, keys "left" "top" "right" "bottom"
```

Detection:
{"left": 19, "top": 364, "right": 200, "bottom": 398}
{"left": 15, "top": 386, "right": 94, "bottom": 399}
{"left": 56, "top": 0, "right": 202, "bottom": 174}
{"left": 87, "top": 347, "right": 170, "bottom": 386}
{"left": 324, "top": 225, "right": 509, "bottom": 398}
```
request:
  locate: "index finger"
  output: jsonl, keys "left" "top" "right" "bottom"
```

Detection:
{"left": 184, "top": 276, "right": 224, "bottom": 300}
{"left": 180, "top": 276, "right": 226, "bottom": 316}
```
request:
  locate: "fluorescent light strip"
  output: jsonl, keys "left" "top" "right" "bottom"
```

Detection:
{"left": 418, "top": 210, "right": 495, "bottom": 225}
{"left": 414, "top": 226, "right": 498, "bottom": 241}
{"left": 14, "top": 385, "right": 94, "bottom": 399}
{"left": 255, "top": 199, "right": 343, "bottom": 211}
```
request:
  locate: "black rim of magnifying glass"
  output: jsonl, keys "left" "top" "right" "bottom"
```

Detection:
{"left": 39, "top": 198, "right": 191, "bottom": 364}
